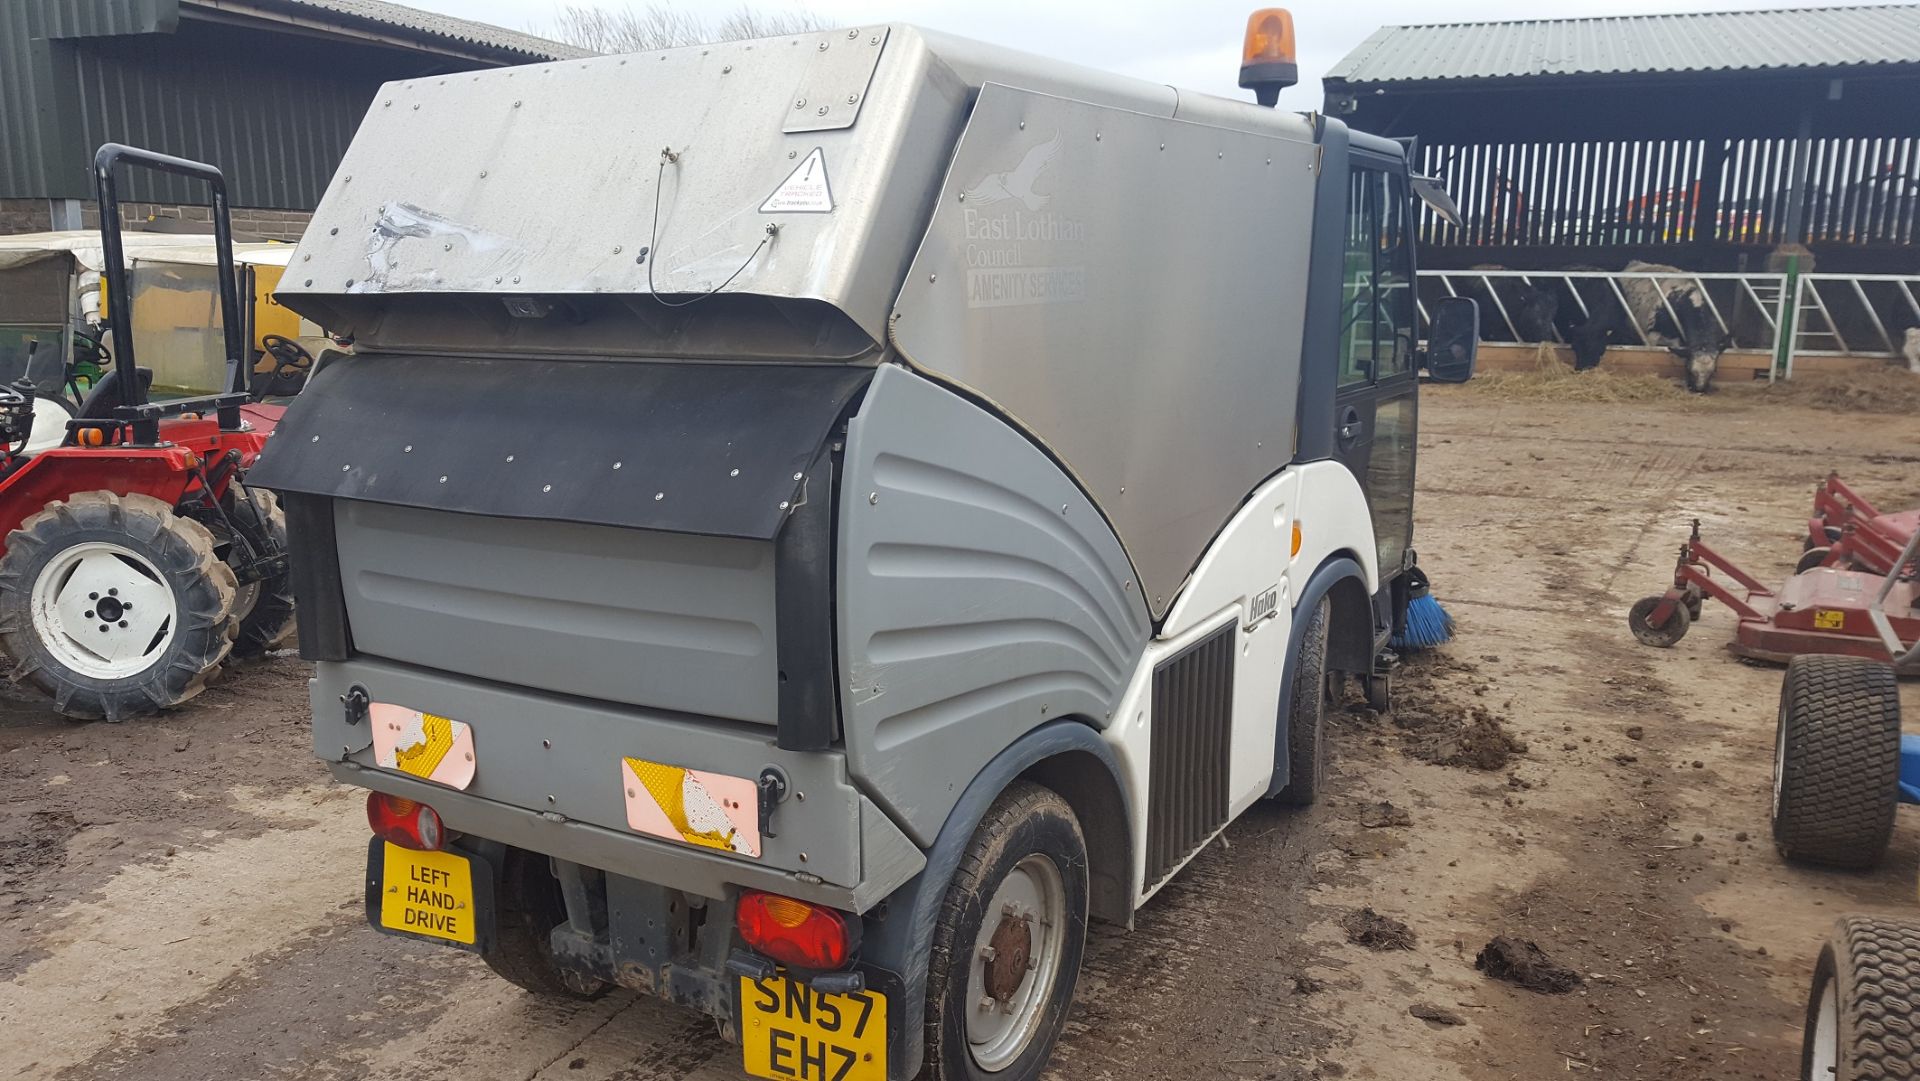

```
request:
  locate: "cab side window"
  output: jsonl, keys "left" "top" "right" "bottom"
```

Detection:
{"left": 1336, "top": 170, "right": 1379, "bottom": 388}
{"left": 1337, "top": 168, "right": 1418, "bottom": 385}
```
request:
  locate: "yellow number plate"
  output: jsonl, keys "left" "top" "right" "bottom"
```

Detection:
{"left": 740, "top": 976, "right": 887, "bottom": 1081}
{"left": 378, "top": 842, "right": 476, "bottom": 945}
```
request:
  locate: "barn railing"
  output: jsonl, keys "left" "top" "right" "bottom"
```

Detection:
{"left": 1415, "top": 269, "right": 1920, "bottom": 379}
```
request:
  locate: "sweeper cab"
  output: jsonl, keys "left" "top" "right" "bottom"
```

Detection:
{"left": 255, "top": 13, "right": 1476, "bottom": 1081}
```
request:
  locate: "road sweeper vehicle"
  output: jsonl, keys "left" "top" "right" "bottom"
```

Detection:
{"left": 256, "top": 12, "right": 1476, "bottom": 1080}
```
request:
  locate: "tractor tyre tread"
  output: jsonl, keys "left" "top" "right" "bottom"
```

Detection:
{"left": 1277, "top": 597, "right": 1331, "bottom": 806}
{"left": 228, "top": 488, "right": 296, "bottom": 658}
{"left": 1772, "top": 654, "right": 1902, "bottom": 870}
{"left": 0, "top": 491, "right": 237, "bottom": 721}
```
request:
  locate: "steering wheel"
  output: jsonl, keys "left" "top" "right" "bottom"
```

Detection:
{"left": 260, "top": 334, "right": 315, "bottom": 380}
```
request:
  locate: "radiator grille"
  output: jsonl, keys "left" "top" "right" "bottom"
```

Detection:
{"left": 1145, "top": 623, "right": 1236, "bottom": 888}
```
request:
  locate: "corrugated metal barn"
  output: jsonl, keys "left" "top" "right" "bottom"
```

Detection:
{"left": 1324, "top": 5, "right": 1920, "bottom": 273}
{"left": 1, "top": 0, "right": 585, "bottom": 239}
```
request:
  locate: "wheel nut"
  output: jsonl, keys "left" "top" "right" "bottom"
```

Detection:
{"left": 88, "top": 592, "right": 98, "bottom": 600}
{"left": 84, "top": 610, "right": 94, "bottom": 619}
{"left": 117, "top": 621, "right": 127, "bottom": 628}
{"left": 978, "top": 996, "right": 995, "bottom": 1010}
{"left": 979, "top": 946, "right": 997, "bottom": 962}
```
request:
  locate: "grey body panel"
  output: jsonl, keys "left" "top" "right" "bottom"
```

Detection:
{"left": 312, "top": 657, "right": 923, "bottom": 904}
{"left": 837, "top": 365, "right": 1151, "bottom": 846}
{"left": 334, "top": 501, "right": 781, "bottom": 725}
{"left": 889, "top": 85, "right": 1319, "bottom": 617}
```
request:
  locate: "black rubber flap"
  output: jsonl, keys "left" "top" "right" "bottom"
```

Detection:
{"left": 249, "top": 353, "right": 872, "bottom": 540}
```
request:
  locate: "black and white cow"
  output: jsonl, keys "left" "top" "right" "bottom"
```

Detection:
{"left": 1620, "top": 261, "right": 1733, "bottom": 393}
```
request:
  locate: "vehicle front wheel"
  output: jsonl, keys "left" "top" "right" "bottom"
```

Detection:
{"left": 923, "top": 781, "right": 1088, "bottom": 1081}
{"left": 1802, "top": 916, "right": 1920, "bottom": 1080}
{"left": 1276, "top": 596, "right": 1331, "bottom": 805}
{"left": 0, "top": 491, "right": 237, "bottom": 720}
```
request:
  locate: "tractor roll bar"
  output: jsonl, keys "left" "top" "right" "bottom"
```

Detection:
{"left": 92, "top": 144, "right": 247, "bottom": 441}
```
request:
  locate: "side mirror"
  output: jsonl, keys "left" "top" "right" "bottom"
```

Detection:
{"left": 1424, "top": 296, "right": 1479, "bottom": 384}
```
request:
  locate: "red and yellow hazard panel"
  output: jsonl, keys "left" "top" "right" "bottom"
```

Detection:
{"left": 369, "top": 703, "right": 476, "bottom": 790}
{"left": 620, "top": 757, "right": 761, "bottom": 858}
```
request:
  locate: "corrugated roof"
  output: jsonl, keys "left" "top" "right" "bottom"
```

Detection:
{"left": 1325, "top": 4, "right": 1920, "bottom": 85}
{"left": 262, "top": 0, "right": 593, "bottom": 61}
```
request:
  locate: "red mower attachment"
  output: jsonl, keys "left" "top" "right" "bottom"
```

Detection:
{"left": 1801, "top": 473, "right": 1918, "bottom": 577}
{"left": 1630, "top": 518, "right": 1919, "bottom": 667}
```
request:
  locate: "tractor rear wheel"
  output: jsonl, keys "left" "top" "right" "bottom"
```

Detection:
{"left": 227, "top": 488, "right": 295, "bottom": 658}
{"left": 0, "top": 492, "right": 237, "bottom": 721}
{"left": 1772, "top": 655, "right": 1902, "bottom": 870}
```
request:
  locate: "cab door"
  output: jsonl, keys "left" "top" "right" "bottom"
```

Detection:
{"left": 1331, "top": 158, "right": 1419, "bottom": 581}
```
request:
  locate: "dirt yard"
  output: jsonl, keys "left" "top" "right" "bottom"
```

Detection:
{"left": 2, "top": 384, "right": 1917, "bottom": 1081}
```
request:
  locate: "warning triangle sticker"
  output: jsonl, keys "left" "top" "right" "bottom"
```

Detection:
{"left": 759, "top": 147, "right": 833, "bottom": 213}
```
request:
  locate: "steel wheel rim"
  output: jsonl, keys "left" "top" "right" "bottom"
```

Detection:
{"left": 29, "top": 540, "right": 178, "bottom": 680}
{"left": 1810, "top": 976, "right": 1838, "bottom": 1079}
{"left": 1773, "top": 707, "right": 1789, "bottom": 821}
{"left": 964, "top": 853, "right": 1068, "bottom": 1072}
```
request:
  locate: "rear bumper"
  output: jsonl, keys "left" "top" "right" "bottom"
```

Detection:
{"left": 310, "top": 659, "right": 924, "bottom": 911}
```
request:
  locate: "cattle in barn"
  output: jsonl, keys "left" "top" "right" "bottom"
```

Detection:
{"left": 1464, "top": 266, "right": 1560, "bottom": 343}
{"left": 1903, "top": 327, "right": 1920, "bottom": 374}
{"left": 1549, "top": 269, "right": 1622, "bottom": 372}
{"left": 1620, "top": 261, "right": 1733, "bottom": 393}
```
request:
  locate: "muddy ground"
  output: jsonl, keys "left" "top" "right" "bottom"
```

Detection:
{"left": 2, "top": 386, "right": 1918, "bottom": 1081}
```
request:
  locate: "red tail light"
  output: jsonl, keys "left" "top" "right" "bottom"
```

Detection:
{"left": 736, "top": 890, "right": 855, "bottom": 969}
{"left": 367, "top": 791, "right": 445, "bottom": 851}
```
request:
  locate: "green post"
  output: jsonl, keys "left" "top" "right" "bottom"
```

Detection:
{"left": 1773, "top": 253, "right": 1800, "bottom": 382}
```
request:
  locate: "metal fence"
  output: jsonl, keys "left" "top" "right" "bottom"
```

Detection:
{"left": 1413, "top": 138, "right": 1920, "bottom": 251}
{"left": 1416, "top": 269, "right": 1920, "bottom": 378}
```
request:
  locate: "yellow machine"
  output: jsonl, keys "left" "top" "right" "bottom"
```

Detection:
{"left": 0, "top": 230, "right": 330, "bottom": 404}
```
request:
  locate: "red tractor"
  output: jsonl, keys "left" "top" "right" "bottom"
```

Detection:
{"left": 0, "top": 145, "right": 293, "bottom": 720}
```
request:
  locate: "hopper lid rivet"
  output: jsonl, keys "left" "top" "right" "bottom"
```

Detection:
{"left": 542, "top": 484, "right": 551, "bottom": 493}
{"left": 793, "top": 472, "right": 803, "bottom": 481}
{"left": 654, "top": 491, "right": 664, "bottom": 501}
{"left": 403, "top": 445, "right": 412, "bottom": 452}
{"left": 723, "top": 65, "right": 732, "bottom": 73}
{"left": 847, "top": 94, "right": 858, "bottom": 104}
{"left": 868, "top": 492, "right": 879, "bottom": 505}
{"left": 613, "top": 245, "right": 622, "bottom": 253}
{"left": 439, "top": 475, "right": 448, "bottom": 483}
{"left": 795, "top": 98, "right": 806, "bottom": 108}
{"left": 779, "top": 501, "right": 790, "bottom": 510}
{"left": 818, "top": 41, "right": 828, "bottom": 50}
{"left": 505, "top": 454, "right": 514, "bottom": 462}
{"left": 730, "top": 468, "right": 740, "bottom": 477}
{"left": 817, "top": 106, "right": 828, "bottom": 115}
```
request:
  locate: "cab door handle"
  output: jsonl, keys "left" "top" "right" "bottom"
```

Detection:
{"left": 1337, "top": 407, "right": 1362, "bottom": 446}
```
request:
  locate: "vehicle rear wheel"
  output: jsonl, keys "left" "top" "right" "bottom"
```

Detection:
{"left": 923, "top": 781, "right": 1088, "bottom": 1081}
{"left": 1772, "top": 655, "right": 1902, "bottom": 870}
{"left": 483, "top": 846, "right": 608, "bottom": 999}
{"left": 1801, "top": 916, "right": 1920, "bottom": 1080}
{"left": 227, "top": 487, "right": 295, "bottom": 658}
{"left": 1277, "top": 597, "right": 1331, "bottom": 806}
{"left": 1628, "top": 595, "right": 1690, "bottom": 648}
{"left": 0, "top": 491, "right": 237, "bottom": 720}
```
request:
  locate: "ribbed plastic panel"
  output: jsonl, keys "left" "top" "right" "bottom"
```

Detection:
{"left": 1145, "top": 623, "right": 1236, "bottom": 888}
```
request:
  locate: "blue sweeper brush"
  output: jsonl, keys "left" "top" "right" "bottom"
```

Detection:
{"left": 1392, "top": 567, "right": 1455, "bottom": 651}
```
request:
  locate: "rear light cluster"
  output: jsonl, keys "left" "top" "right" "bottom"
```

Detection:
{"left": 367, "top": 792, "right": 446, "bottom": 851}
{"left": 736, "top": 889, "right": 856, "bottom": 969}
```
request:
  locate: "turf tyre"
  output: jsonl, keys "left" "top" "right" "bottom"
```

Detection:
{"left": 1772, "top": 654, "right": 1902, "bottom": 870}
{"left": 1801, "top": 916, "right": 1920, "bottom": 1080}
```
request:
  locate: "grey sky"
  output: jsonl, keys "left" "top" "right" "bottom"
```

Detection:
{"left": 417, "top": 0, "right": 1899, "bottom": 105}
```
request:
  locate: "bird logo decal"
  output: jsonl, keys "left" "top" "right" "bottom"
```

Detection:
{"left": 963, "top": 133, "right": 1061, "bottom": 212}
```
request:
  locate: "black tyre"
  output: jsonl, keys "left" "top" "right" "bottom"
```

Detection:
{"left": 1801, "top": 916, "right": 1920, "bottom": 1080}
{"left": 483, "top": 846, "right": 608, "bottom": 999}
{"left": 1364, "top": 670, "right": 1393, "bottom": 715}
{"left": 923, "top": 781, "right": 1088, "bottom": 1081}
{"left": 0, "top": 491, "right": 237, "bottom": 721}
{"left": 1772, "top": 655, "right": 1903, "bottom": 870}
{"left": 1797, "top": 547, "right": 1832, "bottom": 575}
{"left": 227, "top": 487, "right": 296, "bottom": 658}
{"left": 1276, "top": 597, "right": 1331, "bottom": 806}
{"left": 1683, "top": 583, "right": 1705, "bottom": 622}
{"left": 1628, "top": 595, "right": 1691, "bottom": 648}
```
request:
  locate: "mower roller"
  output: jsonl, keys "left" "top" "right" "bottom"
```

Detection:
{"left": 1799, "top": 472, "right": 1918, "bottom": 577}
{"left": 0, "top": 144, "right": 292, "bottom": 720}
{"left": 1630, "top": 518, "right": 1919, "bottom": 668}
